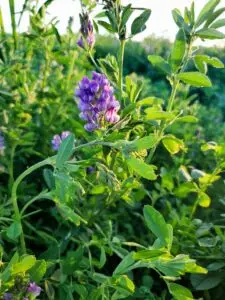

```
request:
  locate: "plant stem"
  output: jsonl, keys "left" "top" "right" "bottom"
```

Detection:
{"left": 88, "top": 51, "right": 100, "bottom": 71}
{"left": 146, "top": 38, "right": 194, "bottom": 163}
{"left": 11, "top": 157, "right": 54, "bottom": 254}
{"left": 167, "top": 79, "right": 179, "bottom": 112}
{"left": 8, "top": 143, "right": 17, "bottom": 190}
{"left": 118, "top": 39, "right": 126, "bottom": 105}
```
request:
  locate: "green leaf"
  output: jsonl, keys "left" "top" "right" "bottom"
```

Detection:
{"left": 177, "top": 72, "right": 212, "bottom": 87}
{"left": 112, "top": 275, "right": 135, "bottom": 295}
{"left": 121, "top": 4, "right": 133, "bottom": 27}
{"left": 194, "top": 55, "right": 224, "bottom": 71}
{"left": 207, "top": 262, "right": 225, "bottom": 271}
{"left": 143, "top": 205, "right": 169, "bottom": 247}
{"left": 57, "top": 203, "right": 87, "bottom": 226}
{"left": 195, "top": 28, "right": 225, "bottom": 40}
{"left": 131, "top": 9, "right": 151, "bottom": 35}
{"left": 2, "top": 252, "right": 19, "bottom": 282}
{"left": 191, "top": 273, "right": 225, "bottom": 291}
{"left": 168, "top": 283, "right": 194, "bottom": 300}
{"left": 205, "top": 7, "right": 225, "bottom": 27}
{"left": 98, "top": 21, "right": 115, "bottom": 33}
{"left": 113, "top": 252, "right": 136, "bottom": 275}
{"left": 73, "top": 284, "right": 88, "bottom": 299}
{"left": 198, "top": 192, "right": 211, "bottom": 208}
{"left": 162, "top": 135, "right": 185, "bottom": 154}
{"left": 62, "top": 247, "right": 84, "bottom": 275}
{"left": 137, "top": 97, "right": 164, "bottom": 106}
{"left": 125, "top": 135, "right": 158, "bottom": 152}
{"left": 56, "top": 134, "right": 74, "bottom": 169}
{"left": 12, "top": 255, "right": 36, "bottom": 274}
{"left": 145, "top": 108, "right": 175, "bottom": 121}
{"left": 195, "top": 0, "right": 220, "bottom": 27}
{"left": 174, "top": 182, "right": 197, "bottom": 198}
{"left": 198, "top": 237, "right": 217, "bottom": 247}
{"left": 29, "top": 260, "right": 47, "bottom": 282}
{"left": 211, "top": 18, "right": 225, "bottom": 29}
{"left": 134, "top": 249, "right": 166, "bottom": 261}
{"left": 6, "top": 221, "right": 22, "bottom": 241}
{"left": 167, "top": 224, "right": 173, "bottom": 251}
{"left": 127, "top": 156, "right": 157, "bottom": 180}
{"left": 43, "top": 168, "right": 55, "bottom": 189}
{"left": 148, "top": 55, "right": 171, "bottom": 74}
{"left": 172, "top": 9, "right": 185, "bottom": 28}
{"left": 45, "top": 280, "right": 55, "bottom": 300}
{"left": 170, "top": 29, "right": 186, "bottom": 72}
{"left": 177, "top": 116, "right": 198, "bottom": 123}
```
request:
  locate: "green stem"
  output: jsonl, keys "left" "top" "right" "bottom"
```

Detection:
{"left": 167, "top": 80, "right": 179, "bottom": 112}
{"left": 11, "top": 157, "right": 54, "bottom": 254}
{"left": 8, "top": 143, "right": 17, "bottom": 190}
{"left": 88, "top": 51, "right": 100, "bottom": 71}
{"left": 118, "top": 39, "right": 126, "bottom": 105}
{"left": 146, "top": 39, "right": 194, "bottom": 163}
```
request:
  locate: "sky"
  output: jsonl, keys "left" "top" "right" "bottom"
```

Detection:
{"left": 1, "top": 0, "right": 225, "bottom": 47}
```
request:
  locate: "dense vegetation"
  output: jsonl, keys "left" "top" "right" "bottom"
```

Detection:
{"left": 1, "top": 0, "right": 225, "bottom": 299}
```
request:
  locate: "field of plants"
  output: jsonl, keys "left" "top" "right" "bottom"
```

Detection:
{"left": 1, "top": 0, "right": 225, "bottom": 299}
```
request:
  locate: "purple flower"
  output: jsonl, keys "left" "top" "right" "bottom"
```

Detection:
{"left": 0, "top": 132, "right": 5, "bottom": 150}
{"left": 87, "top": 166, "right": 95, "bottom": 174}
{"left": 77, "top": 14, "right": 95, "bottom": 50}
{"left": 3, "top": 293, "right": 13, "bottom": 300}
{"left": 51, "top": 131, "right": 71, "bottom": 151}
{"left": 75, "top": 72, "right": 120, "bottom": 131}
{"left": 27, "top": 282, "right": 41, "bottom": 297}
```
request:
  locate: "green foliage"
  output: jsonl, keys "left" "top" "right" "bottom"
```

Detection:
{"left": 1, "top": 0, "right": 225, "bottom": 299}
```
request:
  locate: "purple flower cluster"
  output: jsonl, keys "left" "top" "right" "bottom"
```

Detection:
{"left": 51, "top": 131, "right": 71, "bottom": 151}
{"left": 3, "top": 293, "right": 13, "bottom": 300}
{"left": 27, "top": 282, "right": 41, "bottom": 297}
{"left": 77, "top": 13, "right": 95, "bottom": 50}
{"left": 0, "top": 132, "right": 5, "bottom": 150}
{"left": 3, "top": 282, "right": 41, "bottom": 300}
{"left": 75, "top": 72, "right": 120, "bottom": 131}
